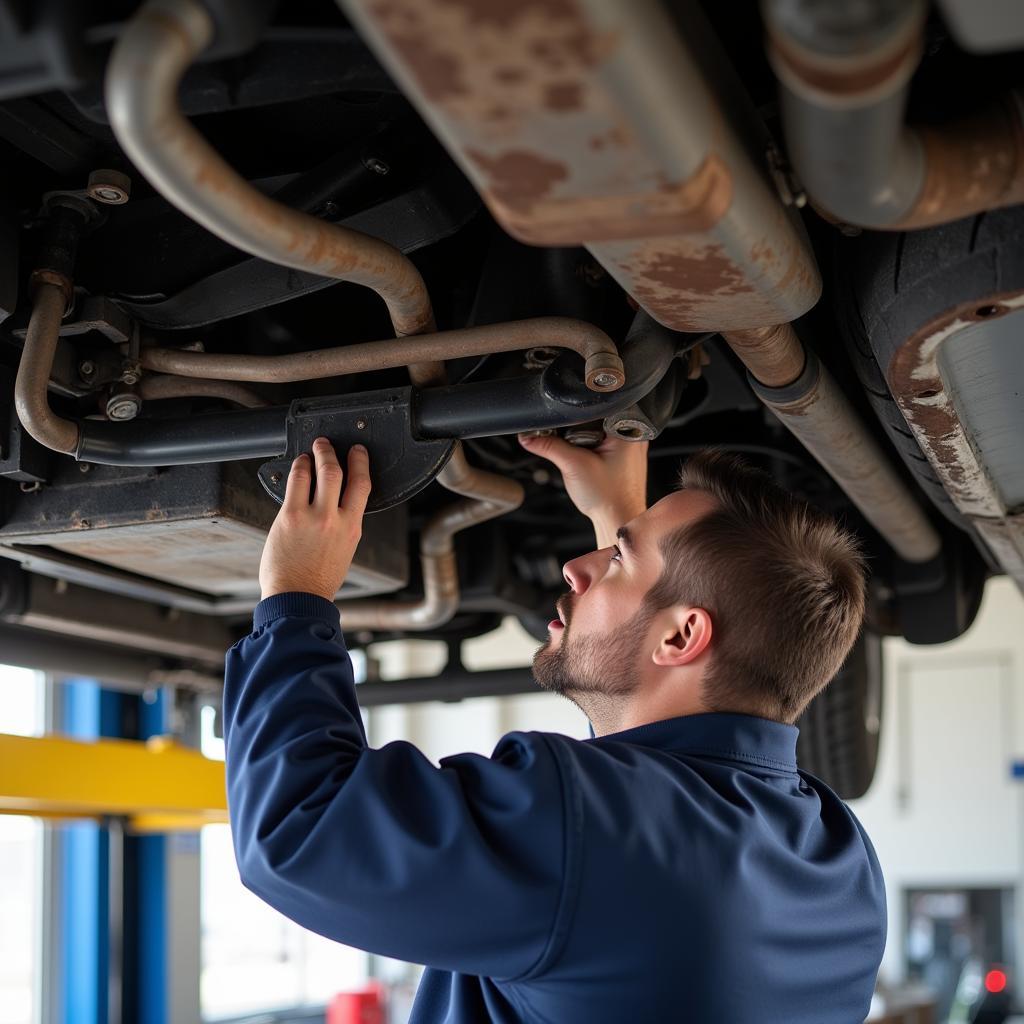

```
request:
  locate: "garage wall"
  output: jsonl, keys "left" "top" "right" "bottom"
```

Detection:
{"left": 850, "top": 576, "right": 1024, "bottom": 988}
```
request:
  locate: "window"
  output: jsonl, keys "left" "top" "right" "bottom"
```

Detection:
{"left": 198, "top": 706, "right": 368, "bottom": 1020}
{"left": 0, "top": 666, "right": 46, "bottom": 1024}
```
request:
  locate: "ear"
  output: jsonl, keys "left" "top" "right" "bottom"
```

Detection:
{"left": 651, "top": 606, "right": 712, "bottom": 668}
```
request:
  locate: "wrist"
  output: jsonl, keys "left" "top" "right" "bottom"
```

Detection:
{"left": 589, "top": 503, "right": 645, "bottom": 547}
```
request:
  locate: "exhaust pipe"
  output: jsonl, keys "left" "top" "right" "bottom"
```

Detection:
{"left": 763, "top": 0, "right": 1024, "bottom": 230}
{"left": 140, "top": 317, "right": 624, "bottom": 392}
{"left": 105, "top": 0, "right": 439, "bottom": 385}
{"left": 722, "top": 323, "right": 941, "bottom": 563}
{"left": 340, "top": 0, "right": 822, "bottom": 334}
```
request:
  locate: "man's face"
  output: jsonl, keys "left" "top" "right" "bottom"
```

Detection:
{"left": 533, "top": 489, "right": 719, "bottom": 710}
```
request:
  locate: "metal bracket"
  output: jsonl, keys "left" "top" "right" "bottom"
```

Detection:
{"left": 257, "top": 387, "right": 456, "bottom": 513}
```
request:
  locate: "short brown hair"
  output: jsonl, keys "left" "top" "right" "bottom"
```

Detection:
{"left": 644, "top": 450, "right": 867, "bottom": 724}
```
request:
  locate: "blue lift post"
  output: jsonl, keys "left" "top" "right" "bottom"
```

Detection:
{"left": 58, "top": 680, "right": 170, "bottom": 1024}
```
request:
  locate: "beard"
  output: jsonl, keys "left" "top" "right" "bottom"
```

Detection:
{"left": 532, "top": 593, "right": 656, "bottom": 719}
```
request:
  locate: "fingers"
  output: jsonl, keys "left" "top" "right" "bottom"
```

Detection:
{"left": 311, "top": 436, "right": 344, "bottom": 510}
{"left": 517, "top": 432, "right": 591, "bottom": 473}
{"left": 282, "top": 453, "right": 312, "bottom": 512}
{"left": 341, "top": 444, "right": 372, "bottom": 516}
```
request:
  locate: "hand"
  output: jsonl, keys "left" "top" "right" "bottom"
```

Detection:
{"left": 518, "top": 431, "right": 648, "bottom": 547}
{"left": 259, "top": 438, "right": 372, "bottom": 602}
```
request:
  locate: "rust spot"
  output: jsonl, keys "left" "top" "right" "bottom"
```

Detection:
{"left": 887, "top": 289, "right": 1024, "bottom": 510}
{"left": 494, "top": 66, "right": 525, "bottom": 84}
{"left": 374, "top": 31, "right": 467, "bottom": 102}
{"left": 897, "top": 98, "right": 1024, "bottom": 229}
{"left": 545, "top": 81, "right": 583, "bottom": 111}
{"left": 439, "top": 0, "right": 581, "bottom": 30}
{"left": 466, "top": 148, "right": 570, "bottom": 213}
{"left": 638, "top": 245, "right": 752, "bottom": 297}
{"left": 768, "top": 24, "right": 921, "bottom": 97}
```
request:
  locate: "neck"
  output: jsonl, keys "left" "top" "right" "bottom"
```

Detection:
{"left": 578, "top": 675, "right": 709, "bottom": 737}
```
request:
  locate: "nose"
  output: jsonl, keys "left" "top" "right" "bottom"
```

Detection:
{"left": 562, "top": 547, "right": 610, "bottom": 595}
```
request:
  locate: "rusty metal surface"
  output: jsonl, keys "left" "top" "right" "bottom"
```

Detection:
{"left": 725, "top": 321, "right": 941, "bottom": 562}
{"left": 344, "top": 0, "right": 821, "bottom": 332}
{"left": 106, "top": 0, "right": 436, "bottom": 341}
{"left": 765, "top": 0, "right": 1024, "bottom": 230}
{"left": 0, "top": 459, "right": 410, "bottom": 610}
{"left": 140, "top": 316, "right": 624, "bottom": 391}
{"left": 886, "top": 291, "right": 1024, "bottom": 589}
{"left": 897, "top": 97, "right": 1024, "bottom": 229}
{"left": 764, "top": 359, "right": 941, "bottom": 563}
{"left": 137, "top": 374, "right": 270, "bottom": 407}
{"left": 720, "top": 323, "right": 805, "bottom": 389}
{"left": 766, "top": 11, "right": 923, "bottom": 100}
{"left": 14, "top": 282, "right": 81, "bottom": 455}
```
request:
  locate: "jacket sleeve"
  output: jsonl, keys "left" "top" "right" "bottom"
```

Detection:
{"left": 222, "top": 591, "right": 579, "bottom": 980}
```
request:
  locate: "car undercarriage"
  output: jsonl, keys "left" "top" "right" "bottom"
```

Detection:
{"left": 1, "top": 0, "right": 1023, "bottom": 795}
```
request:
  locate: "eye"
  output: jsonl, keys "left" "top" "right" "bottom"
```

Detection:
{"left": 610, "top": 545, "right": 623, "bottom": 563}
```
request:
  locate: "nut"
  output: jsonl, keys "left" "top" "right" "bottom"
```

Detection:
{"left": 87, "top": 169, "right": 131, "bottom": 205}
{"left": 106, "top": 391, "right": 142, "bottom": 421}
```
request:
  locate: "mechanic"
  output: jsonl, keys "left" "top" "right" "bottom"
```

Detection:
{"left": 223, "top": 433, "right": 887, "bottom": 1023}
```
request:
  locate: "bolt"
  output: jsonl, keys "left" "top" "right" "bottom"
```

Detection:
{"left": 269, "top": 472, "right": 282, "bottom": 485}
{"left": 79, "top": 360, "right": 96, "bottom": 379}
{"left": 356, "top": 418, "right": 367, "bottom": 429}
{"left": 364, "top": 157, "right": 390, "bottom": 175}
{"left": 106, "top": 392, "right": 142, "bottom": 421}
{"left": 591, "top": 372, "right": 620, "bottom": 389}
{"left": 318, "top": 200, "right": 340, "bottom": 218}
{"left": 78, "top": 462, "right": 92, "bottom": 473}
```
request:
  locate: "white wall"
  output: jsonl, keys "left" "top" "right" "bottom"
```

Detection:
{"left": 851, "top": 576, "right": 1024, "bottom": 988}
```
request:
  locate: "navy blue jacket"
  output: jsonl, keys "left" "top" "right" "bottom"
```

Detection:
{"left": 223, "top": 592, "right": 887, "bottom": 1023}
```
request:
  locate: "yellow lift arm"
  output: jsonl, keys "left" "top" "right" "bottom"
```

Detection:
{"left": 0, "top": 732, "right": 227, "bottom": 832}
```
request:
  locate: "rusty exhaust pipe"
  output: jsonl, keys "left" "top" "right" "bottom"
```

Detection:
{"left": 340, "top": 0, "right": 822, "bottom": 335}
{"left": 105, "top": 0, "right": 439, "bottom": 382}
{"left": 140, "top": 317, "right": 625, "bottom": 392}
{"left": 722, "top": 323, "right": 941, "bottom": 563}
{"left": 763, "top": 0, "right": 1024, "bottom": 230}
{"left": 15, "top": 280, "right": 80, "bottom": 456}
{"left": 137, "top": 375, "right": 271, "bottom": 408}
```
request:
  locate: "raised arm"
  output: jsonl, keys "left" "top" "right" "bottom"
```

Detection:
{"left": 518, "top": 433, "right": 649, "bottom": 547}
{"left": 225, "top": 439, "right": 577, "bottom": 977}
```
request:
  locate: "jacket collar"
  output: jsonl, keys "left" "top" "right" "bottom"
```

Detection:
{"left": 587, "top": 712, "right": 799, "bottom": 772}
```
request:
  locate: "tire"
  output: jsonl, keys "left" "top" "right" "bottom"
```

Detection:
{"left": 796, "top": 631, "right": 883, "bottom": 801}
{"left": 835, "top": 205, "right": 1024, "bottom": 532}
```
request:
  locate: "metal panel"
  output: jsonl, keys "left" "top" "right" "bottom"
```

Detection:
{"left": 885, "top": 292, "right": 1024, "bottom": 589}
{"left": 0, "top": 459, "right": 408, "bottom": 609}
{"left": 342, "top": 0, "right": 821, "bottom": 332}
